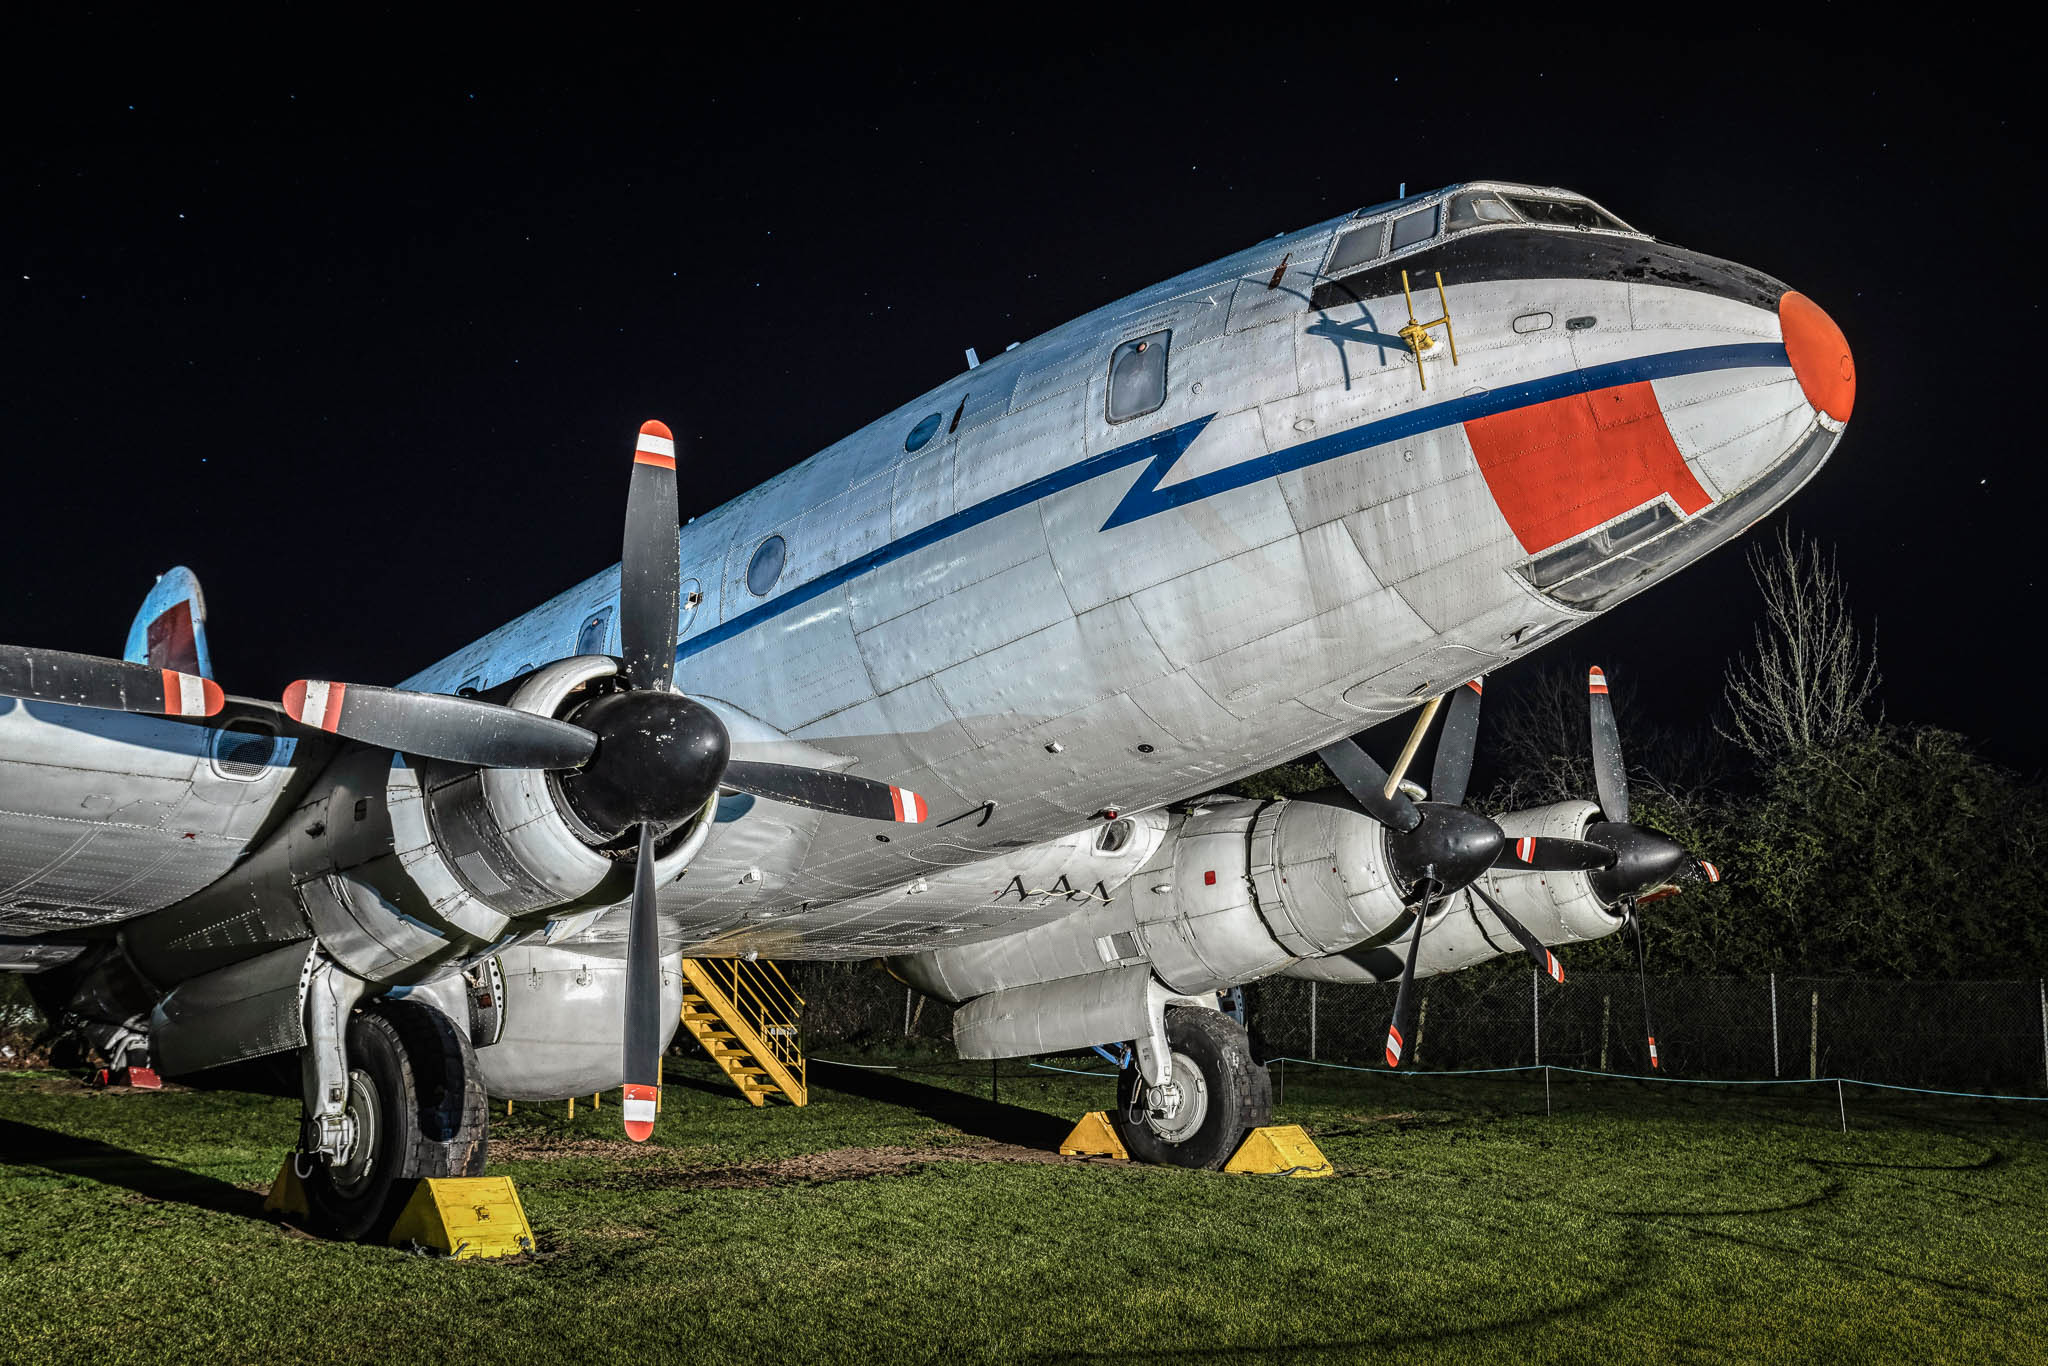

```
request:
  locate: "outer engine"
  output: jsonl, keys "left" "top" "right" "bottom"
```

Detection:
{"left": 110, "top": 656, "right": 713, "bottom": 1080}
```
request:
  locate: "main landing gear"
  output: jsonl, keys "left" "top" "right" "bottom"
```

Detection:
{"left": 1113, "top": 1006, "right": 1271, "bottom": 1169}
{"left": 299, "top": 999, "right": 488, "bottom": 1240}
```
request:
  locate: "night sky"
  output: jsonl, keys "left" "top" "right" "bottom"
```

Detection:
{"left": 6, "top": 20, "right": 2040, "bottom": 773}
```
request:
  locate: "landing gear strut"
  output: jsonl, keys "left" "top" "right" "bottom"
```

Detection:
{"left": 1113, "top": 1006, "right": 1271, "bottom": 1169}
{"left": 300, "top": 999, "right": 488, "bottom": 1240}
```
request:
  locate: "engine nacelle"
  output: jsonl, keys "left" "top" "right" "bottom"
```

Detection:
{"left": 121, "top": 656, "right": 713, "bottom": 990}
{"left": 1474, "top": 799, "right": 1626, "bottom": 944}
{"left": 453, "top": 944, "right": 685, "bottom": 1099}
{"left": 896, "top": 794, "right": 1412, "bottom": 1011}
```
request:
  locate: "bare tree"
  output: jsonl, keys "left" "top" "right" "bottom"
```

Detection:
{"left": 1721, "top": 527, "right": 1880, "bottom": 761}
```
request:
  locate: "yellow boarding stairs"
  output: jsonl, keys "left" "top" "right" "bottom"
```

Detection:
{"left": 674, "top": 957, "right": 807, "bottom": 1106}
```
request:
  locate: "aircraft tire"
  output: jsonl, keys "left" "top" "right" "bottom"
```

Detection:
{"left": 302, "top": 999, "right": 488, "bottom": 1241}
{"left": 1113, "top": 1006, "right": 1272, "bottom": 1170}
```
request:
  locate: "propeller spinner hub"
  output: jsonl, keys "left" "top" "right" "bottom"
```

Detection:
{"left": 556, "top": 689, "right": 729, "bottom": 842}
{"left": 1388, "top": 802, "right": 1505, "bottom": 895}
{"left": 1586, "top": 821, "right": 1689, "bottom": 903}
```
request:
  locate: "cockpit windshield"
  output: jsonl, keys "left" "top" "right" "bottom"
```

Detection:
{"left": 1500, "top": 195, "right": 1628, "bottom": 232}
{"left": 1444, "top": 191, "right": 1518, "bottom": 231}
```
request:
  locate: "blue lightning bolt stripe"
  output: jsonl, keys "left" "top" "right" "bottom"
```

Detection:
{"left": 675, "top": 341, "right": 1786, "bottom": 662}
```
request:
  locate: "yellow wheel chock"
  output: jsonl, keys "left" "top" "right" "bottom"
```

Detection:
{"left": 1059, "top": 1111, "right": 1130, "bottom": 1159}
{"left": 263, "top": 1159, "right": 536, "bottom": 1257}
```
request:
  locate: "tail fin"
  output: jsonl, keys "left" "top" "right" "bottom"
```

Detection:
{"left": 122, "top": 566, "right": 214, "bottom": 678}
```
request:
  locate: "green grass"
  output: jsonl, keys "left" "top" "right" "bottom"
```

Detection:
{"left": 3, "top": 1056, "right": 2045, "bottom": 1365}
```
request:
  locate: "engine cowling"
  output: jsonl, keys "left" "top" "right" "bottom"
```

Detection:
{"left": 896, "top": 795, "right": 1414, "bottom": 1008}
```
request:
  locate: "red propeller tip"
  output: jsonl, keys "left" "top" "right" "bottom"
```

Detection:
{"left": 1384, "top": 1027, "right": 1405, "bottom": 1069}
{"left": 282, "top": 680, "right": 346, "bottom": 731}
{"left": 634, "top": 421, "right": 677, "bottom": 469}
{"left": 1588, "top": 667, "right": 1609, "bottom": 695}
{"left": 1547, "top": 951, "right": 1563, "bottom": 984}
{"left": 890, "top": 786, "right": 928, "bottom": 823}
{"left": 622, "top": 1083, "right": 658, "bottom": 1142}
{"left": 1702, "top": 861, "right": 1721, "bottom": 883}
{"left": 1646, "top": 1036, "right": 1660, "bottom": 1069}
{"left": 1466, "top": 678, "right": 1484, "bottom": 694}
{"left": 1515, "top": 836, "right": 1534, "bottom": 864}
{"left": 160, "top": 671, "right": 224, "bottom": 718}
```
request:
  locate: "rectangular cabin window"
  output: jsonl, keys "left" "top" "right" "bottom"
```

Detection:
{"left": 1389, "top": 205, "right": 1438, "bottom": 252}
{"left": 576, "top": 607, "right": 614, "bottom": 656}
{"left": 1325, "top": 223, "right": 1385, "bottom": 276}
{"left": 1502, "top": 196, "right": 1626, "bottom": 231}
{"left": 1107, "top": 330, "right": 1170, "bottom": 423}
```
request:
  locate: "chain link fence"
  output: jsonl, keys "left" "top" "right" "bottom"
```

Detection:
{"left": 787, "top": 961, "right": 2048, "bottom": 1096}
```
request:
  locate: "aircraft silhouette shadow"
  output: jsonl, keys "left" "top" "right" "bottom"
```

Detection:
{"left": 811, "top": 1064, "right": 1075, "bottom": 1151}
{"left": 0, "top": 1117, "right": 266, "bottom": 1221}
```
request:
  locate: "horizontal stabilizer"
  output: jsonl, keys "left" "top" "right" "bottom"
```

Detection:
{"left": 123, "top": 566, "right": 213, "bottom": 679}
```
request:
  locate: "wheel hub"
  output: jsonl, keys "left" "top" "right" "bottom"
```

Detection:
{"left": 327, "top": 1066, "right": 381, "bottom": 1199}
{"left": 1141, "top": 1050, "right": 1210, "bottom": 1143}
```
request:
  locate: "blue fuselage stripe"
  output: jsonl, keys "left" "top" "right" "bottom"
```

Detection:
{"left": 677, "top": 341, "right": 1787, "bottom": 661}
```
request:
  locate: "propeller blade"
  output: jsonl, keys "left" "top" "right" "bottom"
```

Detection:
{"left": 1493, "top": 835, "right": 1616, "bottom": 873}
{"left": 1318, "top": 738, "right": 1422, "bottom": 832}
{"left": 0, "top": 645, "right": 223, "bottom": 718}
{"left": 281, "top": 681, "right": 597, "bottom": 769}
{"left": 621, "top": 823, "right": 662, "bottom": 1142}
{"left": 1470, "top": 884, "right": 1563, "bottom": 983}
{"left": 1384, "top": 886, "right": 1434, "bottom": 1067}
{"left": 1699, "top": 860, "right": 1722, "bottom": 883}
{"left": 1587, "top": 666, "right": 1629, "bottom": 823}
{"left": 1626, "top": 907, "right": 1660, "bottom": 1071}
{"left": 620, "top": 419, "right": 682, "bottom": 693}
{"left": 721, "top": 761, "right": 928, "bottom": 823}
{"left": 1430, "top": 678, "right": 1484, "bottom": 807}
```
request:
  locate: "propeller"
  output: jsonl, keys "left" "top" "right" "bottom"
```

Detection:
{"left": 1575, "top": 664, "right": 1725, "bottom": 1072}
{"left": 280, "top": 420, "right": 930, "bottom": 1141}
{"left": 1320, "top": 677, "right": 1601, "bottom": 1065}
{"left": 0, "top": 647, "right": 224, "bottom": 719}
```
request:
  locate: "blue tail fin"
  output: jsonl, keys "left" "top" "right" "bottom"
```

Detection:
{"left": 122, "top": 566, "right": 214, "bottom": 678}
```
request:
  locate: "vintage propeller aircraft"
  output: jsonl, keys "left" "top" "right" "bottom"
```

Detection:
{"left": 1, "top": 181, "right": 1850, "bottom": 1232}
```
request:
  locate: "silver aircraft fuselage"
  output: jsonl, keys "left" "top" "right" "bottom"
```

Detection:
{"left": 394, "top": 181, "right": 1852, "bottom": 959}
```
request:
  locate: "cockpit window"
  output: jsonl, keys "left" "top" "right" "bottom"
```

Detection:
{"left": 1502, "top": 196, "right": 1627, "bottom": 232}
{"left": 1326, "top": 222, "right": 1385, "bottom": 275}
{"left": 1389, "top": 205, "right": 1438, "bottom": 252}
{"left": 1445, "top": 191, "right": 1519, "bottom": 232}
{"left": 1106, "top": 331, "right": 1170, "bottom": 423}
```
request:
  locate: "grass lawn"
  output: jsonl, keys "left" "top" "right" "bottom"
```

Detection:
{"left": 2, "top": 1054, "right": 2044, "bottom": 1364}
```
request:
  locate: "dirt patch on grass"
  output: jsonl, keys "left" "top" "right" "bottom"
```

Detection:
{"left": 549, "top": 1137, "right": 1094, "bottom": 1192}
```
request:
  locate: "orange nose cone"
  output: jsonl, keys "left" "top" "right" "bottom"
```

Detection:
{"left": 1780, "top": 291, "right": 1855, "bottom": 423}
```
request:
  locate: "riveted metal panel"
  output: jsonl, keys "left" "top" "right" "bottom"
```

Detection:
{"left": 855, "top": 553, "right": 1070, "bottom": 696}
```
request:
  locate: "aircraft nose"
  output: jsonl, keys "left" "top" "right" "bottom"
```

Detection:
{"left": 1780, "top": 291, "right": 1855, "bottom": 424}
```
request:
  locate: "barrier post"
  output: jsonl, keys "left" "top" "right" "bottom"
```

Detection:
{"left": 1531, "top": 968, "right": 1541, "bottom": 1066}
{"left": 2039, "top": 979, "right": 2047, "bottom": 1094}
{"left": 1809, "top": 990, "right": 1820, "bottom": 1079}
{"left": 1310, "top": 982, "right": 1318, "bottom": 1061}
{"left": 1837, "top": 1078, "right": 1847, "bottom": 1133}
{"left": 1770, "top": 972, "right": 1781, "bottom": 1078}
{"left": 904, "top": 987, "right": 913, "bottom": 1037}
{"left": 1599, "top": 994, "right": 1611, "bottom": 1072}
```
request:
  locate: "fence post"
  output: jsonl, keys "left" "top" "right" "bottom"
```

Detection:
{"left": 1809, "top": 989, "right": 1820, "bottom": 1080}
{"left": 2039, "top": 979, "right": 2047, "bottom": 1094}
{"left": 1770, "top": 972, "right": 1781, "bottom": 1078}
{"left": 904, "top": 987, "right": 912, "bottom": 1038}
{"left": 1531, "top": 967, "right": 1541, "bottom": 1067}
{"left": 1310, "top": 981, "right": 1318, "bottom": 1061}
{"left": 1599, "top": 994, "right": 1610, "bottom": 1072}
